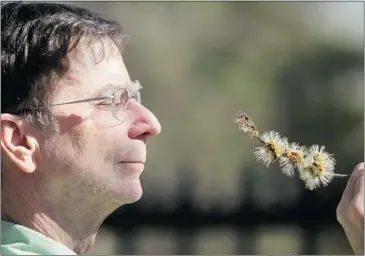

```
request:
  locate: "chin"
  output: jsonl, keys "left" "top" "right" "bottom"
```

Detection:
{"left": 113, "top": 178, "right": 143, "bottom": 204}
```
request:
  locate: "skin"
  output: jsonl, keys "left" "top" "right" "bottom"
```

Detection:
{"left": 1, "top": 40, "right": 161, "bottom": 254}
{"left": 336, "top": 162, "right": 364, "bottom": 255}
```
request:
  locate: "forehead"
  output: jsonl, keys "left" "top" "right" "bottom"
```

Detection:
{"left": 55, "top": 39, "right": 131, "bottom": 99}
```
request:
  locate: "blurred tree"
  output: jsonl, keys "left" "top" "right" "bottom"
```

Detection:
{"left": 276, "top": 44, "right": 363, "bottom": 185}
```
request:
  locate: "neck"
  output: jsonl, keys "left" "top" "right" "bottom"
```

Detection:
{"left": 1, "top": 172, "right": 120, "bottom": 254}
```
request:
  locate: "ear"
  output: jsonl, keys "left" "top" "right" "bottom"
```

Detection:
{"left": 1, "top": 114, "right": 39, "bottom": 173}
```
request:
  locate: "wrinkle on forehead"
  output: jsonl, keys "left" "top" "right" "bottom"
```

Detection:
{"left": 53, "top": 37, "right": 130, "bottom": 103}
{"left": 67, "top": 37, "right": 123, "bottom": 74}
{"left": 60, "top": 37, "right": 128, "bottom": 89}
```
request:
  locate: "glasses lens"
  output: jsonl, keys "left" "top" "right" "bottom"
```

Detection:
{"left": 132, "top": 80, "right": 142, "bottom": 104}
{"left": 112, "top": 83, "right": 142, "bottom": 121}
{"left": 133, "top": 90, "right": 142, "bottom": 104}
{"left": 120, "top": 90, "right": 129, "bottom": 106}
{"left": 111, "top": 91, "right": 127, "bottom": 121}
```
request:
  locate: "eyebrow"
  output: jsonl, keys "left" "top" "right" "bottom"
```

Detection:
{"left": 92, "top": 83, "right": 127, "bottom": 97}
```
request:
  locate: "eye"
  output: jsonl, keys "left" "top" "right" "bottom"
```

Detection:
{"left": 96, "top": 99, "right": 111, "bottom": 106}
{"left": 92, "top": 101, "right": 110, "bottom": 112}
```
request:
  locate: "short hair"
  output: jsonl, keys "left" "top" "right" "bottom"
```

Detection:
{"left": 1, "top": 2, "right": 127, "bottom": 124}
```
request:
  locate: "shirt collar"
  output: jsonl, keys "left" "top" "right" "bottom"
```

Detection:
{"left": 1, "top": 220, "right": 77, "bottom": 255}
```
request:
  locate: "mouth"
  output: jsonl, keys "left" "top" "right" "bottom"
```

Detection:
{"left": 118, "top": 161, "right": 145, "bottom": 173}
{"left": 119, "top": 161, "right": 145, "bottom": 164}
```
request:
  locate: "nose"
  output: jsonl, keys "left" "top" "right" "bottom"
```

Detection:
{"left": 128, "top": 103, "right": 161, "bottom": 140}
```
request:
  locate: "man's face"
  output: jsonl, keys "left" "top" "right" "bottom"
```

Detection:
{"left": 36, "top": 42, "right": 161, "bottom": 206}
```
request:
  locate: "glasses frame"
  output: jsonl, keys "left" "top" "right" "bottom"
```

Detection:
{"left": 6, "top": 80, "right": 142, "bottom": 121}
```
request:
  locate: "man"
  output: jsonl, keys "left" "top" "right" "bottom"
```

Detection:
{"left": 1, "top": 2, "right": 363, "bottom": 255}
{"left": 1, "top": 2, "right": 161, "bottom": 254}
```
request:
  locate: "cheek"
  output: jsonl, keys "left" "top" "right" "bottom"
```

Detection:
{"left": 42, "top": 111, "right": 131, "bottom": 172}
{"left": 89, "top": 107, "right": 127, "bottom": 129}
{"left": 73, "top": 120, "right": 131, "bottom": 167}
{"left": 54, "top": 111, "right": 110, "bottom": 152}
{"left": 40, "top": 120, "right": 93, "bottom": 169}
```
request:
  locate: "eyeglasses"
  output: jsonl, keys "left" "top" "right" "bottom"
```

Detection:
{"left": 7, "top": 80, "right": 142, "bottom": 121}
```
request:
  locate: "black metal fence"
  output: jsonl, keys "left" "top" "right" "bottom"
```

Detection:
{"left": 103, "top": 164, "right": 352, "bottom": 255}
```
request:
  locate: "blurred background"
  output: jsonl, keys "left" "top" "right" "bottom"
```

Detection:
{"left": 63, "top": 2, "right": 363, "bottom": 255}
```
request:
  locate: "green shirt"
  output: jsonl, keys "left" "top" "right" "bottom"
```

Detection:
{"left": 1, "top": 220, "right": 76, "bottom": 255}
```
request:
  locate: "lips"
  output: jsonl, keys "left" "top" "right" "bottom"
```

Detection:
{"left": 120, "top": 161, "right": 145, "bottom": 164}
